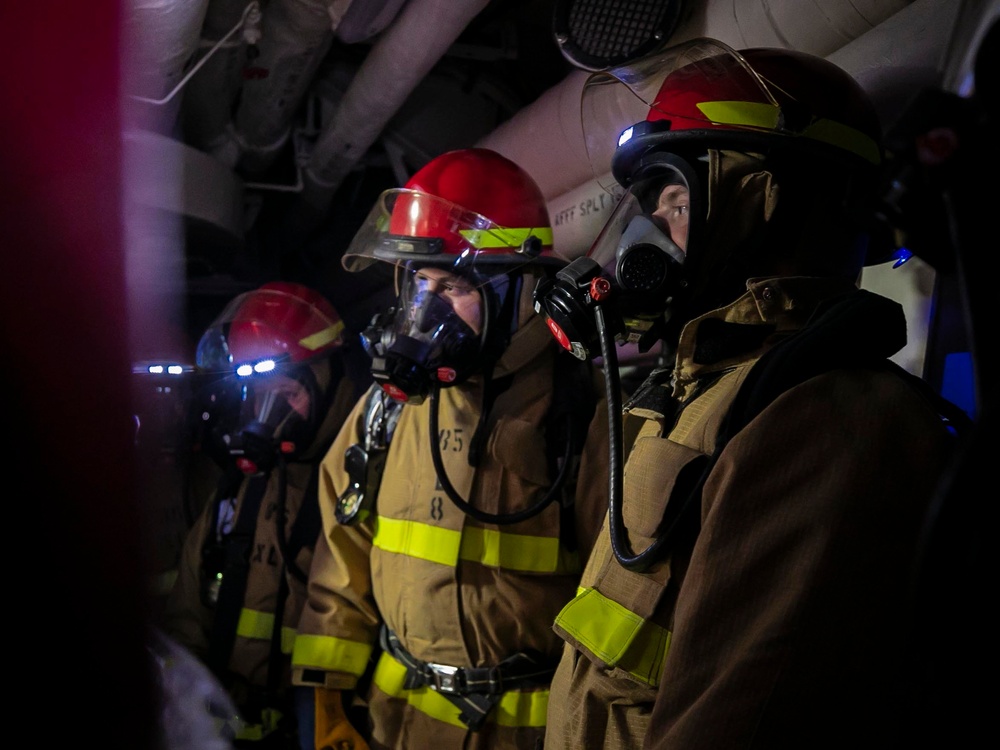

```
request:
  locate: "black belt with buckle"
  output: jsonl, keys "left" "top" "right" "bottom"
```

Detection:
{"left": 379, "top": 626, "right": 557, "bottom": 729}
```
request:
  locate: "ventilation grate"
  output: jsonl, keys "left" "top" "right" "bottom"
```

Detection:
{"left": 553, "top": 0, "right": 686, "bottom": 71}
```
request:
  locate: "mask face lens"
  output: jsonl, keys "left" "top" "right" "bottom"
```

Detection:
{"left": 367, "top": 264, "right": 487, "bottom": 401}
{"left": 648, "top": 180, "right": 690, "bottom": 252}
{"left": 406, "top": 267, "right": 483, "bottom": 335}
{"left": 254, "top": 376, "right": 310, "bottom": 420}
{"left": 573, "top": 157, "right": 695, "bottom": 347}
{"left": 248, "top": 377, "right": 308, "bottom": 436}
{"left": 208, "top": 370, "right": 315, "bottom": 472}
{"left": 587, "top": 162, "right": 691, "bottom": 280}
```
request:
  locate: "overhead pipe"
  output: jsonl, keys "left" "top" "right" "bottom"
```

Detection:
{"left": 183, "top": 1, "right": 408, "bottom": 173}
{"left": 475, "top": 0, "right": 922, "bottom": 259}
{"left": 229, "top": 0, "right": 341, "bottom": 174}
{"left": 181, "top": 0, "right": 259, "bottom": 155}
{"left": 299, "top": 0, "right": 493, "bottom": 211}
{"left": 123, "top": 0, "right": 210, "bottom": 133}
{"left": 125, "top": 0, "right": 259, "bottom": 257}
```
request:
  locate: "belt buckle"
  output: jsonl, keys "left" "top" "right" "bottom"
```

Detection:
{"left": 426, "top": 662, "right": 461, "bottom": 694}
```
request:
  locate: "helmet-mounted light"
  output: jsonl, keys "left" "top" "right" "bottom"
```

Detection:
{"left": 235, "top": 358, "right": 282, "bottom": 378}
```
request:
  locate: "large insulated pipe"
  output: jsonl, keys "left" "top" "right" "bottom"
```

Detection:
{"left": 181, "top": 0, "right": 258, "bottom": 155}
{"left": 123, "top": 0, "right": 210, "bottom": 133}
{"left": 476, "top": 0, "right": 923, "bottom": 259}
{"left": 230, "top": 0, "right": 339, "bottom": 175}
{"left": 300, "top": 0, "right": 493, "bottom": 211}
{"left": 190, "top": 0, "right": 408, "bottom": 174}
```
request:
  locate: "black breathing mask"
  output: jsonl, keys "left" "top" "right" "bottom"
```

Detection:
{"left": 197, "top": 368, "right": 318, "bottom": 475}
{"left": 534, "top": 157, "right": 695, "bottom": 360}
{"left": 361, "top": 265, "right": 486, "bottom": 404}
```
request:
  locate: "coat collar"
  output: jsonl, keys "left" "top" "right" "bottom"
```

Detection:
{"left": 671, "top": 276, "right": 861, "bottom": 398}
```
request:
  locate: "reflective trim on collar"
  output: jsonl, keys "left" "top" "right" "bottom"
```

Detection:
{"left": 554, "top": 587, "right": 670, "bottom": 687}
{"left": 373, "top": 651, "right": 549, "bottom": 728}
{"left": 291, "top": 633, "right": 373, "bottom": 677}
{"left": 373, "top": 516, "right": 575, "bottom": 573}
{"left": 236, "top": 608, "right": 297, "bottom": 654}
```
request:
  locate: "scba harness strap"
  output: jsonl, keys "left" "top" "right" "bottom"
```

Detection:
{"left": 336, "top": 387, "right": 403, "bottom": 524}
{"left": 379, "top": 626, "right": 557, "bottom": 731}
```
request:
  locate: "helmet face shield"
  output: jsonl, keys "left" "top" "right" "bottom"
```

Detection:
{"left": 343, "top": 190, "right": 556, "bottom": 286}
{"left": 582, "top": 37, "right": 881, "bottom": 192}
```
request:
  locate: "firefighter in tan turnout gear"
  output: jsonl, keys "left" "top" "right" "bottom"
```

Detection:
{"left": 292, "top": 148, "right": 626, "bottom": 750}
{"left": 162, "top": 282, "right": 369, "bottom": 749}
{"left": 532, "top": 40, "right": 971, "bottom": 749}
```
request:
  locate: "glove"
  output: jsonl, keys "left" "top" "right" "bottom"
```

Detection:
{"left": 314, "top": 687, "right": 370, "bottom": 750}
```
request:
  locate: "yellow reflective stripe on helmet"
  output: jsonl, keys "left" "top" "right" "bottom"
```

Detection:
{"left": 374, "top": 516, "right": 574, "bottom": 573}
{"left": 697, "top": 100, "right": 780, "bottom": 129}
{"left": 803, "top": 117, "right": 881, "bottom": 165}
{"left": 697, "top": 100, "right": 880, "bottom": 165}
{"left": 291, "top": 633, "right": 373, "bottom": 677}
{"left": 459, "top": 226, "right": 554, "bottom": 250}
{"left": 299, "top": 319, "right": 345, "bottom": 351}
{"left": 555, "top": 587, "right": 671, "bottom": 687}
{"left": 373, "top": 651, "right": 548, "bottom": 728}
{"left": 236, "top": 608, "right": 297, "bottom": 654}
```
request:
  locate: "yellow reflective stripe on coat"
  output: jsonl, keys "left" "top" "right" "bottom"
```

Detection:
{"left": 236, "top": 608, "right": 297, "bottom": 653}
{"left": 554, "top": 587, "right": 671, "bottom": 687}
{"left": 372, "top": 651, "right": 548, "bottom": 728}
{"left": 291, "top": 633, "right": 373, "bottom": 678}
{"left": 696, "top": 100, "right": 880, "bottom": 165}
{"left": 459, "top": 226, "right": 554, "bottom": 249}
{"left": 373, "top": 516, "right": 578, "bottom": 573}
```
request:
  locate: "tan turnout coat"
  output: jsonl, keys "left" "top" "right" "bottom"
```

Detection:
{"left": 544, "top": 277, "right": 961, "bottom": 750}
{"left": 293, "top": 314, "right": 624, "bottom": 750}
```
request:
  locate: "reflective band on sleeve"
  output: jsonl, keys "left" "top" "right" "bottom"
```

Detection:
{"left": 374, "top": 516, "right": 575, "bottom": 573}
{"left": 236, "top": 608, "right": 298, "bottom": 654}
{"left": 554, "top": 587, "right": 671, "bottom": 687}
{"left": 373, "top": 651, "right": 549, "bottom": 728}
{"left": 696, "top": 100, "right": 880, "bottom": 165}
{"left": 459, "top": 226, "right": 554, "bottom": 250}
{"left": 291, "top": 633, "right": 373, "bottom": 677}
